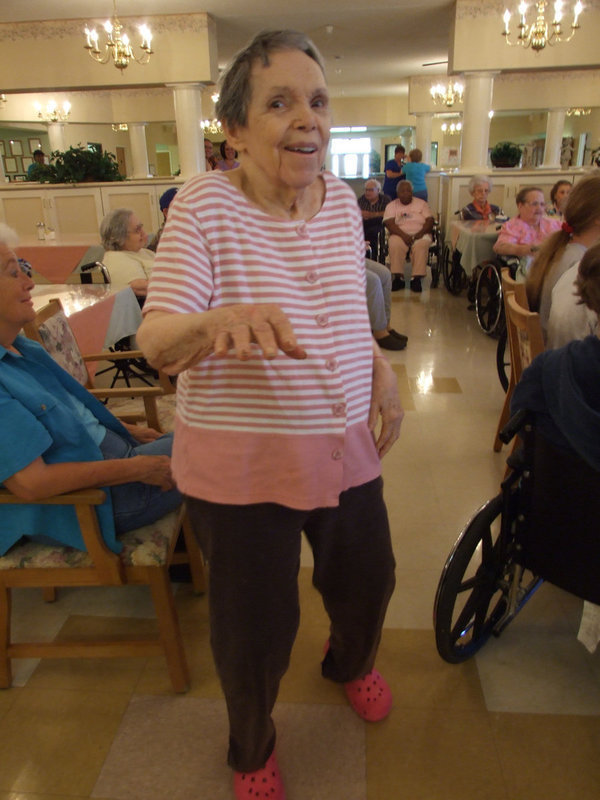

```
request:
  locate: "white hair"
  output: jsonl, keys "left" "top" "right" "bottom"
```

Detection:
{"left": 0, "top": 223, "right": 19, "bottom": 248}
{"left": 365, "top": 178, "right": 382, "bottom": 191}
{"left": 468, "top": 175, "right": 493, "bottom": 194}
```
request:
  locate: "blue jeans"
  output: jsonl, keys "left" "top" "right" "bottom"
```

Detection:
{"left": 99, "top": 429, "right": 182, "bottom": 532}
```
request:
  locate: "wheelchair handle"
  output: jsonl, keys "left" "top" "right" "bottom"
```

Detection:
{"left": 499, "top": 408, "right": 531, "bottom": 445}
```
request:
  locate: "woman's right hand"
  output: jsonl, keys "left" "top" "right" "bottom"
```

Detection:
{"left": 139, "top": 304, "right": 306, "bottom": 374}
{"left": 133, "top": 455, "right": 175, "bottom": 491}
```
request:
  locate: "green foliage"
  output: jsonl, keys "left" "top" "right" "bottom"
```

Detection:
{"left": 490, "top": 141, "right": 522, "bottom": 168}
{"left": 29, "top": 145, "right": 124, "bottom": 183}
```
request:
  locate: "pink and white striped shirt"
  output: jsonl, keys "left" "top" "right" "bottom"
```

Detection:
{"left": 144, "top": 170, "right": 381, "bottom": 509}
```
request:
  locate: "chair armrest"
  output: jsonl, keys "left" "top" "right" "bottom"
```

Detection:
{"left": 89, "top": 387, "right": 164, "bottom": 399}
{"left": 0, "top": 487, "right": 106, "bottom": 505}
{"left": 82, "top": 350, "right": 146, "bottom": 362}
{"left": 0, "top": 487, "right": 123, "bottom": 583}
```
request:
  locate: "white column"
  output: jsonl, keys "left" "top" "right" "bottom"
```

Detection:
{"left": 460, "top": 72, "right": 497, "bottom": 172}
{"left": 541, "top": 108, "right": 567, "bottom": 169}
{"left": 47, "top": 122, "right": 67, "bottom": 152}
{"left": 128, "top": 123, "right": 150, "bottom": 178}
{"left": 413, "top": 113, "right": 433, "bottom": 163}
{"left": 169, "top": 82, "right": 205, "bottom": 180}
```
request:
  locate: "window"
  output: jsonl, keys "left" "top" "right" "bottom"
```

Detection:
{"left": 330, "top": 137, "right": 371, "bottom": 178}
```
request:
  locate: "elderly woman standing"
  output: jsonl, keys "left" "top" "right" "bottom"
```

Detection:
{"left": 137, "top": 30, "right": 402, "bottom": 800}
{"left": 461, "top": 175, "right": 502, "bottom": 221}
{"left": 100, "top": 208, "right": 154, "bottom": 298}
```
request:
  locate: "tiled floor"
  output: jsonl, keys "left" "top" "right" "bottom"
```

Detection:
{"left": 2, "top": 277, "right": 600, "bottom": 799}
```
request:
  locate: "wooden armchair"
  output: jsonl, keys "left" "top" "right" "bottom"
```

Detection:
{"left": 0, "top": 489, "right": 205, "bottom": 692}
{"left": 493, "top": 270, "right": 531, "bottom": 452}
{"left": 23, "top": 298, "right": 172, "bottom": 431}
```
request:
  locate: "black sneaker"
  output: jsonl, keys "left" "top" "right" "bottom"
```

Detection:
{"left": 410, "top": 277, "right": 423, "bottom": 293}
{"left": 376, "top": 334, "right": 406, "bottom": 351}
{"left": 391, "top": 275, "right": 405, "bottom": 291}
{"left": 388, "top": 329, "right": 408, "bottom": 345}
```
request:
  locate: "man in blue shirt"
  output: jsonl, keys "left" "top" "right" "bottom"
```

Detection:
{"left": 0, "top": 225, "right": 181, "bottom": 556}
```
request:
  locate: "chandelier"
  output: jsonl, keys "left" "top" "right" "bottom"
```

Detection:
{"left": 201, "top": 119, "right": 223, "bottom": 135}
{"left": 84, "top": 0, "right": 153, "bottom": 71}
{"left": 441, "top": 122, "right": 462, "bottom": 135}
{"left": 502, "top": 1, "right": 583, "bottom": 52}
{"left": 111, "top": 123, "right": 129, "bottom": 131}
{"left": 34, "top": 100, "right": 71, "bottom": 122}
{"left": 430, "top": 81, "right": 464, "bottom": 107}
{"left": 566, "top": 107, "right": 591, "bottom": 116}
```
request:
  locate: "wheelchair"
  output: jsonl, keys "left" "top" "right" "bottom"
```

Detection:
{"left": 433, "top": 410, "right": 600, "bottom": 663}
{"left": 473, "top": 255, "right": 521, "bottom": 336}
{"left": 427, "top": 219, "right": 443, "bottom": 289}
{"left": 441, "top": 241, "right": 468, "bottom": 295}
{"left": 382, "top": 219, "right": 442, "bottom": 288}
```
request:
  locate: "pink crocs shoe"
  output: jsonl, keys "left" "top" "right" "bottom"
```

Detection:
{"left": 344, "top": 669, "right": 393, "bottom": 722}
{"left": 233, "top": 751, "right": 286, "bottom": 800}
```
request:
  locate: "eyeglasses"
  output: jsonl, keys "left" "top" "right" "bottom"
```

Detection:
{"left": 128, "top": 223, "right": 145, "bottom": 234}
{"left": 524, "top": 201, "right": 546, "bottom": 208}
{"left": 18, "top": 258, "right": 32, "bottom": 277}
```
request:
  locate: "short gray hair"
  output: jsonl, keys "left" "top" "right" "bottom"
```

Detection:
{"left": 468, "top": 175, "right": 493, "bottom": 194}
{"left": 100, "top": 208, "right": 134, "bottom": 251}
{"left": 216, "top": 29, "right": 326, "bottom": 129}
{"left": 365, "top": 178, "right": 381, "bottom": 192}
{"left": 0, "top": 223, "right": 19, "bottom": 249}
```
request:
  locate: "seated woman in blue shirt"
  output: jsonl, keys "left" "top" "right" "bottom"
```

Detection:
{"left": 0, "top": 225, "right": 181, "bottom": 557}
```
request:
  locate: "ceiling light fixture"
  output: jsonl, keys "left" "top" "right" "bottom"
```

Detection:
{"left": 430, "top": 81, "right": 464, "bottom": 107}
{"left": 441, "top": 122, "right": 462, "bottom": 135}
{"left": 34, "top": 100, "right": 71, "bottom": 122}
{"left": 111, "top": 123, "right": 129, "bottom": 131}
{"left": 201, "top": 119, "right": 222, "bottom": 135}
{"left": 566, "top": 107, "right": 591, "bottom": 116}
{"left": 502, "top": 1, "right": 583, "bottom": 52}
{"left": 84, "top": 0, "right": 153, "bottom": 71}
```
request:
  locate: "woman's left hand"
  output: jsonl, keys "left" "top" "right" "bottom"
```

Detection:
{"left": 122, "top": 422, "right": 163, "bottom": 443}
{"left": 369, "top": 356, "right": 404, "bottom": 457}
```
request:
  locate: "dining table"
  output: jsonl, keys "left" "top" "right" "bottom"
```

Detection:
{"left": 17, "top": 234, "right": 104, "bottom": 284}
{"left": 31, "top": 284, "right": 143, "bottom": 377}
{"left": 448, "top": 220, "right": 502, "bottom": 277}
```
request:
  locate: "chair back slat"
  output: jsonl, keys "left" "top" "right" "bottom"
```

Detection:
{"left": 506, "top": 292, "right": 545, "bottom": 375}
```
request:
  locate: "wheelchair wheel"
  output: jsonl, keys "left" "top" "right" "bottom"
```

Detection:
{"left": 496, "top": 325, "right": 510, "bottom": 393}
{"left": 442, "top": 244, "right": 467, "bottom": 295}
{"left": 434, "top": 494, "right": 509, "bottom": 663}
{"left": 475, "top": 262, "right": 503, "bottom": 335}
{"left": 429, "top": 228, "right": 441, "bottom": 289}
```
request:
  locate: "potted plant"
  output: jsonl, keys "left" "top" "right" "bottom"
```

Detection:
{"left": 28, "top": 144, "right": 124, "bottom": 183}
{"left": 490, "top": 141, "right": 522, "bottom": 168}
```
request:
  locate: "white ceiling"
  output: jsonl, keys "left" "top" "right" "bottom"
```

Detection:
{"left": 0, "top": 0, "right": 454, "bottom": 97}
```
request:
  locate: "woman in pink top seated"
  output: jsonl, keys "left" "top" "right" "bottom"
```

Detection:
{"left": 138, "top": 30, "right": 402, "bottom": 800}
{"left": 493, "top": 186, "right": 561, "bottom": 262}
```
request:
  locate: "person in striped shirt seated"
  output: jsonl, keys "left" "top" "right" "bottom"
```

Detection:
{"left": 138, "top": 29, "right": 403, "bottom": 800}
